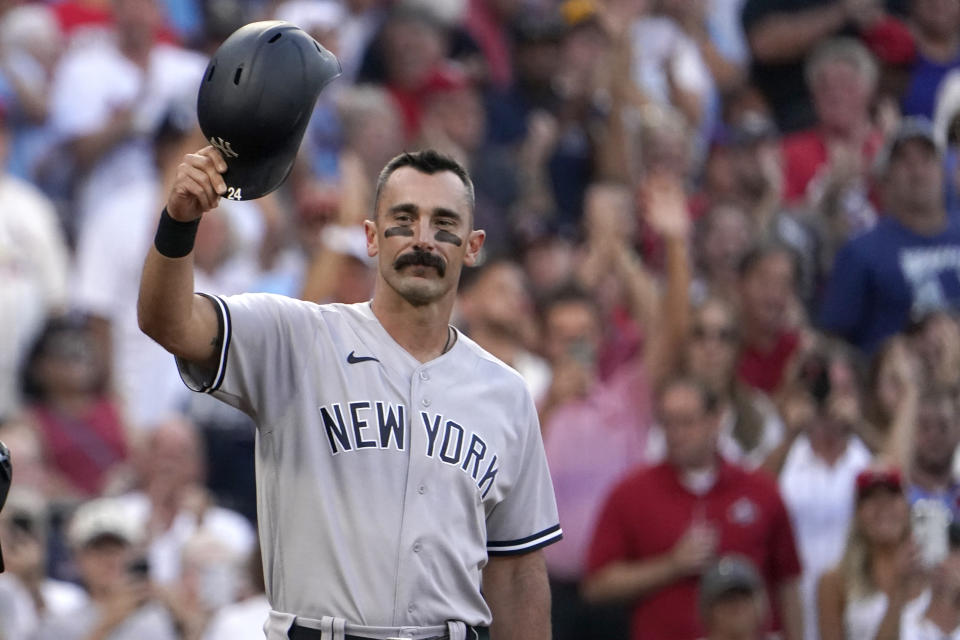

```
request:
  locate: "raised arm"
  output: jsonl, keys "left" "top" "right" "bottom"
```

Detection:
{"left": 137, "top": 146, "right": 227, "bottom": 364}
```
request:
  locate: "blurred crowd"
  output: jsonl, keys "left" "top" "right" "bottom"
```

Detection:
{"left": 4, "top": 0, "right": 960, "bottom": 638}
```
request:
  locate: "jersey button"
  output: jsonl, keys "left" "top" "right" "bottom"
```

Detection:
{"left": 419, "top": 370, "right": 430, "bottom": 381}
{"left": 418, "top": 485, "right": 426, "bottom": 494}
{"left": 413, "top": 542, "right": 422, "bottom": 553}
{"left": 421, "top": 398, "right": 431, "bottom": 407}
{"left": 407, "top": 604, "right": 416, "bottom": 613}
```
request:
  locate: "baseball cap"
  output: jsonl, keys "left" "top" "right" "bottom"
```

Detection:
{"left": 855, "top": 466, "right": 903, "bottom": 501}
{"left": 197, "top": 21, "right": 341, "bottom": 201}
{"left": 699, "top": 555, "right": 763, "bottom": 611}
{"left": 67, "top": 498, "right": 143, "bottom": 549}
{"left": 559, "top": 0, "right": 600, "bottom": 28}
{"left": 874, "top": 116, "right": 942, "bottom": 175}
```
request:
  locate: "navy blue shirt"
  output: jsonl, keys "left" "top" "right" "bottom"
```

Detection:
{"left": 818, "top": 216, "right": 960, "bottom": 352}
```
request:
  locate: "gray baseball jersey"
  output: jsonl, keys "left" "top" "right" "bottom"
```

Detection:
{"left": 177, "top": 294, "right": 562, "bottom": 633}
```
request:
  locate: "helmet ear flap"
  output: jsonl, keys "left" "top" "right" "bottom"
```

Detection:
{"left": 196, "top": 20, "right": 342, "bottom": 200}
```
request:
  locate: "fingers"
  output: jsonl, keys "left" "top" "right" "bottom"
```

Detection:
{"left": 183, "top": 164, "right": 221, "bottom": 209}
{"left": 185, "top": 148, "right": 228, "bottom": 195}
{"left": 169, "top": 148, "right": 230, "bottom": 218}
{"left": 176, "top": 166, "right": 219, "bottom": 213}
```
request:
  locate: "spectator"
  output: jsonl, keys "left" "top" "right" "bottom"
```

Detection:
{"left": 0, "top": 3, "right": 63, "bottom": 183}
{"left": 115, "top": 414, "right": 255, "bottom": 586}
{"left": 47, "top": 0, "right": 207, "bottom": 237}
{"left": 417, "top": 66, "right": 521, "bottom": 254}
{"left": 901, "top": 0, "right": 960, "bottom": 119}
{"left": 362, "top": 6, "right": 452, "bottom": 139}
{"left": 484, "top": 12, "right": 564, "bottom": 146}
{"left": 457, "top": 258, "right": 550, "bottom": 401}
{"left": 736, "top": 242, "right": 803, "bottom": 395}
{"left": 20, "top": 314, "right": 128, "bottom": 498}
{"left": 0, "top": 489, "right": 86, "bottom": 639}
{"left": 904, "top": 310, "right": 960, "bottom": 394}
{"left": 0, "top": 103, "right": 69, "bottom": 419}
{"left": 818, "top": 117, "right": 960, "bottom": 354}
{"left": 331, "top": 84, "right": 405, "bottom": 225}
{"left": 630, "top": 0, "right": 714, "bottom": 139}
{"left": 202, "top": 543, "right": 270, "bottom": 640}
{"left": 646, "top": 297, "right": 787, "bottom": 470}
{"left": 583, "top": 375, "right": 803, "bottom": 640}
{"left": 464, "top": 0, "right": 522, "bottom": 91}
{"left": 162, "top": 530, "right": 244, "bottom": 640}
{"left": 774, "top": 343, "right": 874, "bottom": 640}
{"left": 0, "top": 417, "right": 73, "bottom": 499}
{"left": 539, "top": 281, "right": 644, "bottom": 640}
{"left": 698, "top": 555, "right": 773, "bottom": 640}
{"left": 817, "top": 466, "right": 926, "bottom": 640}
{"left": 692, "top": 204, "right": 756, "bottom": 305}
{"left": 696, "top": 111, "right": 823, "bottom": 306}
{"left": 33, "top": 496, "right": 179, "bottom": 640}
{"left": 541, "top": 176, "right": 694, "bottom": 640}
{"left": 864, "top": 335, "right": 924, "bottom": 454}
{"left": 899, "top": 521, "right": 960, "bottom": 638}
{"left": 903, "top": 387, "right": 960, "bottom": 521}
{"left": 782, "top": 38, "right": 884, "bottom": 242}
{"left": 742, "top": 0, "right": 911, "bottom": 133}
{"left": 658, "top": 0, "right": 748, "bottom": 97}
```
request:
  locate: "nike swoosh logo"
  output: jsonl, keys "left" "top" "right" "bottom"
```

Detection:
{"left": 347, "top": 351, "right": 380, "bottom": 364}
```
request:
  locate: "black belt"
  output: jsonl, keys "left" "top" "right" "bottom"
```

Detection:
{"left": 288, "top": 623, "right": 489, "bottom": 640}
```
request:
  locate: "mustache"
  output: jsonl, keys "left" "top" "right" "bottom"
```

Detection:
{"left": 393, "top": 249, "right": 446, "bottom": 277}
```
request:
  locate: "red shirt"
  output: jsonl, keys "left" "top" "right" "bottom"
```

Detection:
{"left": 737, "top": 330, "right": 800, "bottom": 394}
{"left": 587, "top": 460, "right": 801, "bottom": 640}
{"left": 781, "top": 127, "right": 884, "bottom": 205}
{"left": 32, "top": 399, "right": 128, "bottom": 496}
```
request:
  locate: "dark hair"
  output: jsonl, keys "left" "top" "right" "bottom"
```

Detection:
{"left": 657, "top": 374, "right": 721, "bottom": 415}
{"left": 737, "top": 240, "right": 799, "bottom": 281}
{"left": 373, "top": 149, "right": 475, "bottom": 218}
{"left": 536, "top": 282, "right": 600, "bottom": 324}
{"left": 20, "top": 314, "right": 106, "bottom": 401}
{"left": 458, "top": 254, "right": 519, "bottom": 293}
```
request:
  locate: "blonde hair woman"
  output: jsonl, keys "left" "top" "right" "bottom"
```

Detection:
{"left": 817, "top": 467, "right": 925, "bottom": 640}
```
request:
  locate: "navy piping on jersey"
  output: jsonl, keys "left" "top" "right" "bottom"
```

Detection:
{"left": 487, "top": 524, "right": 563, "bottom": 556}
{"left": 206, "top": 294, "right": 231, "bottom": 393}
{"left": 177, "top": 293, "right": 231, "bottom": 393}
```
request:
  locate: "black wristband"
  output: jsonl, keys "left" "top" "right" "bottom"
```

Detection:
{"left": 154, "top": 208, "right": 200, "bottom": 258}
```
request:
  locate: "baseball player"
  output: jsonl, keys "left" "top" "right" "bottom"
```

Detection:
{"left": 137, "top": 147, "right": 563, "bottom": 640}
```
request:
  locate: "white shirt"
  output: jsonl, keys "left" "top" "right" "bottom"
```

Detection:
{"left": 900, "top": 589, "right": 960, "bottom": 640}
{"left": 115, "top": 491, "right": 256, "bottom": 585}
{"left": 0, "top": 175, "right": 68, "bottom": 415}
{"left": 780, "top": 434, "right": 872, "bottom": 640}
{"left": 203, "top": 594, "right": 271, "bottom": 640}
{"left": 49, "top": 39, "right": 206, "bottom": 229}
{"left": 0, "top": 574, "right": 87, "bottom": 639}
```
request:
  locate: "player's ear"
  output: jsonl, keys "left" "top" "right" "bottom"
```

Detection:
{"left": 462, "top": 229, "right": 485, "bottom": 267}
{"left": 364, "top": 219, "right": 379, "bottom": 257}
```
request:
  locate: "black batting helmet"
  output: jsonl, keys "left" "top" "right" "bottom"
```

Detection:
{"left": 197, "top": 21, "right": 341, "bottom": 201}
